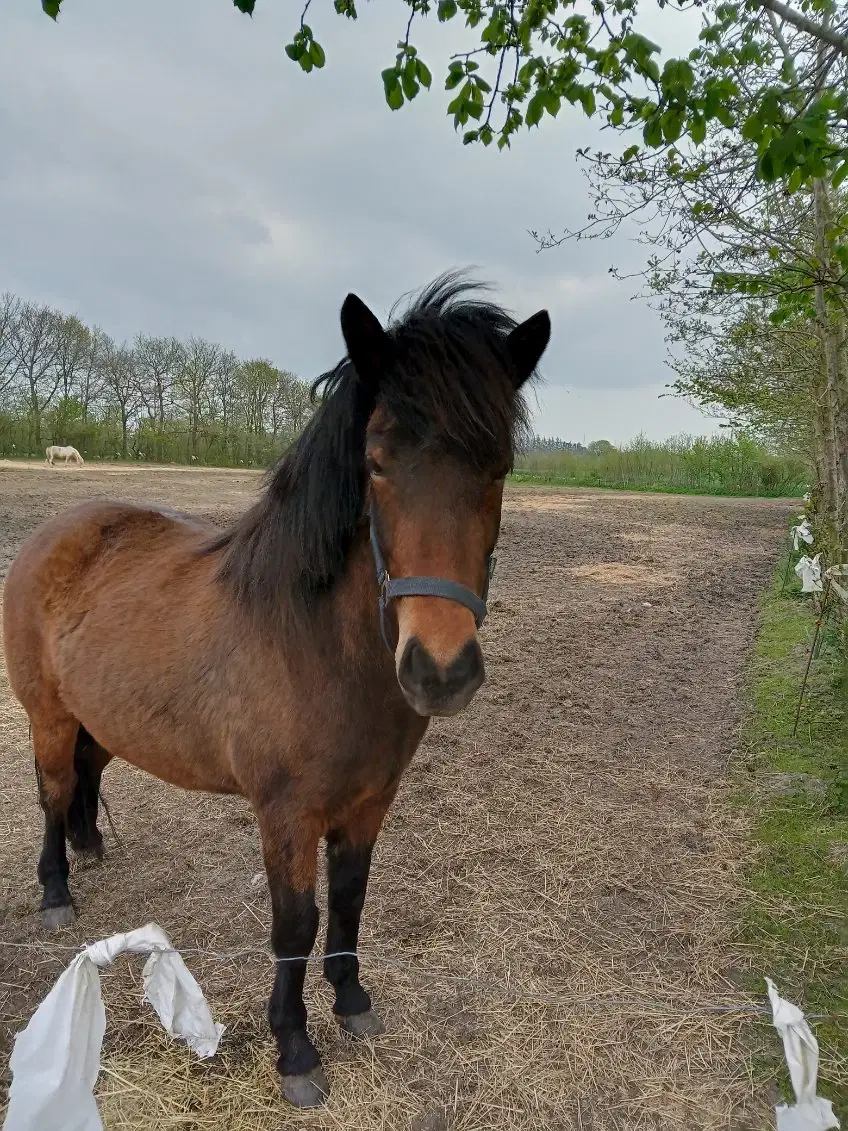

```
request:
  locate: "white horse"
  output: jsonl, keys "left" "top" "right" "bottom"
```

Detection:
{"left": 45, "top": 445, "right": 84, "bottom": 467}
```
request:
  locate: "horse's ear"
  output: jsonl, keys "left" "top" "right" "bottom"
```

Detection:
{"left": 505, "top": 310, "right": 551, "bottom": 389}
{"left": 340, "top": 293, "right": 393, "bottom": 389}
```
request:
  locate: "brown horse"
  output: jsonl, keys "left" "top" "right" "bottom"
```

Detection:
{"left": 2, "top": 274, "right": 550, "bottom": 1108}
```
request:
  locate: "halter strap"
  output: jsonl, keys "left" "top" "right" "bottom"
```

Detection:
{"left": 369, "top": 509, "right": 496, "bottom": 652}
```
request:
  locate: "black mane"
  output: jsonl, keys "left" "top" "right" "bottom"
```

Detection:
{"left": 212, "top": 272, "right": 535, "bottom": 621}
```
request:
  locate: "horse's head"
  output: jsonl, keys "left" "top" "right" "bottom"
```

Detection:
{"left": 341, "top": 275, "right": 550, "bottom": 717}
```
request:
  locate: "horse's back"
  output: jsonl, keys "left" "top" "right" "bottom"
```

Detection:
{"left": 46, "top": 445, "right": 83, "bottom": 463}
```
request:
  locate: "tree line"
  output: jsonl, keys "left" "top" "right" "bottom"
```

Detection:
{"left": 0, "top": 292, "right": 314, "bottom": 466}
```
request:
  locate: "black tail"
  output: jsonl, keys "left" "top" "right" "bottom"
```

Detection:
{"left": 66, "top": 727, "right": 106, "bottom": 857}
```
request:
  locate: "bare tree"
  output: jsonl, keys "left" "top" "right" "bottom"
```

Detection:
{"left": 10, "top": 301, "right": 63, "bottom": 450}
{"left": 0, "top": 292, "right": 22, "bottom": 399}
{"left": 77, "top": 327, "right": 111, "bottom": 422}
{"left": 210, "top": 349, "right": 241, "bottom": 437}
{"left": 134, "top": 334, "right": 183, "bottom": 428}
{"left": 270, "top": 370, "right": 311, "bottom": 439}
{"left": 55, "top": 314, "right": 92, "bottom": 403}
{"left": 276, "top": 371, "right": 313, "bottom": 438}
{"left": 101, "top": 343, "right": 142, "bottom": 459}
{"left": 237, "top": 359, "right": 278, "bottom": 435}
{"left": 174, "top": 337, "right": 221, "bottom": 455}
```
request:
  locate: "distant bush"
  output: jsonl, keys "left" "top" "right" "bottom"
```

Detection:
{"left": 514, "top": 433, "right": 808, "bottom": 497}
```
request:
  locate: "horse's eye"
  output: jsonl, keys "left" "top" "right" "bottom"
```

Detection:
{"left": 367, "top": 456, "right": 384, "bottom": 477}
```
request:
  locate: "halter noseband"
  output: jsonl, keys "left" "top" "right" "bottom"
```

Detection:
{"left": 369, "top": 508, "right": 496, "bottom": 653}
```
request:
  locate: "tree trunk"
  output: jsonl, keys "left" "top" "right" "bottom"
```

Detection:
{"left": 812, "top": 177, "right": 848, "bottom": 545}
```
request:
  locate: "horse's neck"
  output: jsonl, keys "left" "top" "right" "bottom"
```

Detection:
{"left": 327, "top": 526, "right": 388, "bottom": 666}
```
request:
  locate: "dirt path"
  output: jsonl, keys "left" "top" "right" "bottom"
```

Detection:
{"left": 0, "top": 466, "right": 795, "bottom": 1130}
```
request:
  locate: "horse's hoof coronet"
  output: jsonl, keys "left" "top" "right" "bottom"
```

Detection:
{"left": 41, "top": 904, "right": 76, "bottom": 932}
{"left": 282, "top": 1066, "right": 330, "bottom": 1108}
{"left": 337, "top": 1010, "right": 386, "bottom": 1039}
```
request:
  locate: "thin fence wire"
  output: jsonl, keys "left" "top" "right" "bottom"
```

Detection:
{"left": 1, "top": 937, "right": 839, "bottom": 1022}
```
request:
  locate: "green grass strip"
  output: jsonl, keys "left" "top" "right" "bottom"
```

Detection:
{"left": 739, "top": 563, "right": 848, "bottom": 1112}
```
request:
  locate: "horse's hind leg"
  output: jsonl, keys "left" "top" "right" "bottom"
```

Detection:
{"left": 32, "top": 715, "right": 79, "bottom": 930}
{"left": 66, "top": 728, "right": 112, "bottom": 858}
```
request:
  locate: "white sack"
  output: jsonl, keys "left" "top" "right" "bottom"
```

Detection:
{"left": 766, "top": 978, "right": 840, "bottom": 1131}
{"left": 792, "top": 519, "right": 814, "bottom": 550}
{"left": 794, "top": 554, "right": 823, "bottom": 593}
{"left": 3, "top": 923, "right": 224, "bottom": 1131}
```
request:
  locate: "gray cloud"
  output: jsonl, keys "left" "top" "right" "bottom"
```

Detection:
{"left": 0, "top": 0, "right": 713, "bottom": 441}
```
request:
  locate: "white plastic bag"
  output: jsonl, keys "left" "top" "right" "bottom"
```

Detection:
{"left": 794, "top": 554, "right": 823, "bottom": 593}
{"left": 792, "top": 518, "right": 814, "bottom": 551}
{"left": 3, "top": 923, "right": 224, "bottom": 1131}
{"left": 766, "top": 978, "right": 840, "bottom": 1131}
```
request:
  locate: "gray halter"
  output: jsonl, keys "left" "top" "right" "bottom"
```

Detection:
{"left": 368, "top": 507, "right": 496, "bottom": 652}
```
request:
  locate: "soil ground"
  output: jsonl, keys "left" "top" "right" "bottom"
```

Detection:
{"left": 0, "top": 461, "right": 796, "bottom": 1130}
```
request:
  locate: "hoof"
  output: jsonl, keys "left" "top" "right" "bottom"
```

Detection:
{"left": 41, "top": 904, "right": 76, "bottom": 932}
{"left": 71, "top": 840, "right": 104, "bottom": 861}
{"left": 337, "top": 1009, "right": 386, "bottom": 1039}
{"left": 281, "top": 1066, "right": 330, "bottom": 1109}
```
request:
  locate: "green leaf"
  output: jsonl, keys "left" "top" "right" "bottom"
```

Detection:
{"left": 786, "top": 167, "right": 803, "bottom": 193}
{"left": 526, "top": 90, "right": 547, "bottom": 128}
{"left": 622, "top": 144, "right": 640, "bottom": 163}
{"left": 643, "top": 114, "right": 663, "bottom": 148}
{"left": 610, "top": 102, "right": 624, "bottom": 127}
{"left": 416, "top": 59, "right": 432, "bottom": 89}
{"left": 662, "top": 58, "right": 694, "bottom": 92}
{"left": 299, "top": 53, "right": 314, "bottom": 73}
{"left": 447, "top": 92, "right": 467, "bottom": 122}
{"left": 463, "top": 129, "right": 479, "bottom": 145}
{"left": 382, "top": 67, "right": 403, "bottom": 109}
{"left": 715, "top": 104, "right": 734, "bottom": 129}
{"left": 309, "top": 41, "right": 326, "bottom": 68}
{"left": 402, "top": 65, "right": 419, "bottom": 100}
{"left": 833, "top": 160, "right": 848, "bottom": 188}
{"left": 438, "top": 0, "right": 457, "bottom": 19}
{"left": 285, "top": 42, "right": 301, "bottom": 61}
{"left": 741, "top": 114, "right": 762, "bottom": 143}
{"left": 661, "top": 106, "right": 684, "bottom": 143}
{"left": 690, "top": 115, "right": 706, "bottom": 144}
{"left": 577, "top": 87, "right": 596, "bottom": 117}
{"left": 42, "top": 0, "right": 62, "bottom": 16}
{"left": 445, "top": 65, "right": 464, "bottom": 91}
{"left": 232, "top": 0, "right": 255, "bottom": 11}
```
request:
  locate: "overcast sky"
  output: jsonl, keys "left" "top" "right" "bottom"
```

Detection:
{"left": 0, "top": 0, "right": 716, "bottom": 444}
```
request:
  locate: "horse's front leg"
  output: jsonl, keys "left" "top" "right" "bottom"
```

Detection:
{"left": 324, "top": 796, "right": 393, "bottom": 1039}
{"left": 256, "top": 805, "right": 326, "bottom": 1108}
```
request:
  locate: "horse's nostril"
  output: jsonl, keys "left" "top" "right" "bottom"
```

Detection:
{"left": 398, "top": 637, "right": 485, "bottom": 710}
{"left": 401, "top": 638, "right": 440, "bottom": 690}
{"left": 444, "top": 639, "right": 484, "bottom": 693}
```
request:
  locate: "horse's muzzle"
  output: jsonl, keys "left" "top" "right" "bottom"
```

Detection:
{"left": 396, "top": 636, "right": 485, "bottom": 717}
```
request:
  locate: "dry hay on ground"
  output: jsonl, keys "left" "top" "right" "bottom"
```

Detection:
{"left": 0, "top": 468, "right": 795, "bottom": 1130}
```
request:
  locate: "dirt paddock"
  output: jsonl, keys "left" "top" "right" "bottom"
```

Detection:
{"left": 0, "top": 462, "right": 796, "bottom": 1130}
